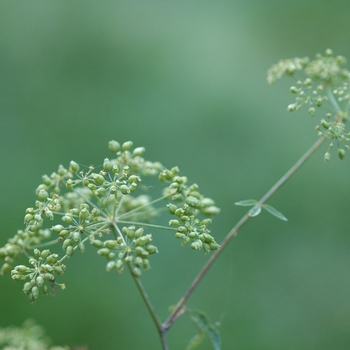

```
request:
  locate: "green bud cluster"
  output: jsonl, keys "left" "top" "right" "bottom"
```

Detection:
{"left": 268, "top": 49, "right": 350, "bottom": 161}
{"left": 10, "top": 248, "right": 66, "bottom": 302}
{"left": 161, "top": 169, "right": 220, "bottom": 252}
{"left": 96, "top": 226, "right": 158, "bottom": 276}
{"left": 0, "top": 140, "right": 220, "bottom": 301}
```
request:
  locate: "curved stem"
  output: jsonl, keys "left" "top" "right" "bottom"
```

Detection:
{"left": 162, "top": 136, "right": 326, "bottom": 331}
{"left": 131, "top": 271, "right": 169, "bottom": 350}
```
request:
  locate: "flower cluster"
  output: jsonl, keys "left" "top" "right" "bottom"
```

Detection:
{"left": 268, "top": 49, "right": 350, "bottom": 161}
{"left": 160, "top": 167, "right": 220, "bottom": 252}
{"left": 0, "top": 140, "right": 220, "bottom": 301}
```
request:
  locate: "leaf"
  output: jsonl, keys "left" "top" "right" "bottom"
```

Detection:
{"left": 187, "top": 308, "right": 221, "bottom": 350}
{"left": 262, "top": 204, "right": 288, "bottom": 221}
{"left": 235, "top": 199, "right": 258, "bottom": 206}
{"left": 248, "top": 205, "right": 261, "bottom": 217}
{"left": 186, "top": 332, "right": 205, "bottom": 350}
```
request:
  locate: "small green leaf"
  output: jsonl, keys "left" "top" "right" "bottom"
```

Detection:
{"left": 187, "top": 308, "right": 221, "bottom": 350}
{"left": 186, "top": 332, "right": 205, "bottom": 350}
{"left": 248, "top": 205, "right": 261, "bottom": 217}
{"left": 235, "top": 199, "right": 258, "bottom": 206}
{"left": 262, "top": 204, "right": 288, "bottom": 221}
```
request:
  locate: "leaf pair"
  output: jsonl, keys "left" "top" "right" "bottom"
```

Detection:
{"left": 235, "top": 199, "right": 288, "bottom": 221}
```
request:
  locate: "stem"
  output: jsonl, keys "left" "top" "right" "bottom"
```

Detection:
{"left": 162, "top": 136, "right": 326, "bottom": 331}
{"left": 131, "top": 270, "right": 169, "bottom": 350}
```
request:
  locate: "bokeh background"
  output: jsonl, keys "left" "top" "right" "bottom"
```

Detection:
{"left": 1, "top": 1, "right": 350, "bottom": 349}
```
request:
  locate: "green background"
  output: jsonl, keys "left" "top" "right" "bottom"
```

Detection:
{"left": 1, "top": 1, "right": 350, "bottom": 349}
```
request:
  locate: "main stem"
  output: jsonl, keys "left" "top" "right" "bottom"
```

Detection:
{"left": 162, "top": 136, "right": 326, "bottom": 332}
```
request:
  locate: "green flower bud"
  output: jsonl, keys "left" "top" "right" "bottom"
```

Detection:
{"left": 79, "top": 208, "right": 90, "bottom": 220}
{"left": 128, "top": 175, "right": 141, "bottom": 184}
{"left": 308, "top": 107, "right": 316, "bottom": 116}
{"left": 175, "top": 232, "right": 185, "bottom": 239}
{"left": 122, "top": 141, "right": 133, "bottom": 151}
{"left": 52, "top": 225, "right": 64, "bottom": 233}
{"left": 120, "top": 185, "right": 130, "bottom": 195}
{"left": 38, "top": 189, "right": 49, "bottom": 201}
{"left": 324, "top": 152, "right": 331, "bottom": 162}
{"left": 54, "top": 266, "right": 64, "bottom": 274}
{"left": 65, "top": 245, "right": 74, "bottom": 257}
{"left": 135, "top": 246, "right": 149, "bottom": 258}
{"left": 338, "top": 148, "right": 346, "bottom": 160}
{"left": 45, "top": 209, "right": 54, "bottom": 220}
{"left": 23, "top": 281, "right": 33, "bottom": 294}
{"left": 97, "top": 248, "right": 110, "bottom": 256}
{"left": 78, "top": 242, "right": 85, "bottom": 253}
{"left": 62, "top": 213, "right": 73, "bottom": 224}
{"left": 210, "top": 242, "right": 219, "bottom": 250}
{"left": 69, "top": 160, "right": 80, "bottom": 173}
{"left": 190, "top": 240, "right": 203, "bottom": 250}
{"left": 135, "top": 235, "right": 152, "bottom": 247}
{"left": 134, "top": 256, "right": 143, "bottom": 267}
{"left": 116, "top": 259, "right": 124, "bottom": 272}
{"left": 124, "top": 255, "right": 133, "bottom": 263}
{"left": 131, "top": 267, "right": 142, "bottom": 277}
{"left": 108, "top": 140, "right": 121, "bottom": 153}
{"left": 167, "top": 203, "right": 177, "bottom": 214}
{"left": 31, "top": 286, "right": 39, "bottom": 299}
{"left": 169, "top": 219, "right": 180, "bottom": 226}
{"left": 134, "top": 228, "right": 143, "bottom": 238}
{"left": 104, "top": 240, "right": 118, "bottom": 249}
{"left": 62, "top": 238, "right": 73, "bottom": 250}
{"left": 177, "top": 226, "right": 187, "bottom": 233}
{"left": 106, "top": 261, "right": 116, "bottom": 271}
{"left": 107, "top": 252, "right": 116, "bottom": 260}
{"left": 287, "top": 104, "right": 296, "bottom": 112}
{"left": 24, "top": 214, "right": 33, "bottom": 223}
{"left": 321, "top": 119, "right": 330, "bottom": 129}
{"left": 93, "top": 174, "right": 105, "bottom": 185}
{"left": 133, "top": 147, "right": 145, "bottom": 156}
{"left": 189, "top": 232, "right": 197, "bottom": 239}
{"left": 57, "top": 165, "right": 67, "bottom": 176}
{"left": 183, "top": 236, "right": 191, "bottom": 245}
{"left": 15, "top": 265, "right": 28, "bottom": 273}
{"left": 42, "top": 174, "right": 52, "bottom": 186}
{"left": 145, "top": 245, "right": 158, "bottom": 254}
{"left": 201, "top": 218, "right": 212, "bottom": 226}
{"left": 46, "top": 254, "right": 58, "bottom": 264}
{"left": 203, "top": 243, "right": 210, "bottom": 252}
{"left": 1, "top": 263, "right": 12, "bottom": 274}
{"left": 43, "top": 272, "right": 55, "bottom": 281}
{"left": 143, "top": 259, "right": 150, "bottom": 269}
{"left": 110, "top": 185, "right": 117, "bottom": 194}
{"left": 36, "top": 276, "right": 44, "bottom": 287}
{"left": 42, "top": 285, "right": 49, "bottom": 296}
{"left": 59, "top": 229, "right": 70, "bottom": 238}
{"left": 34, "top": 249, "right": 41, "bottom": 257}
{"left": 72, "top": 231, "right": 81, "bottom": 242}
{"left": 103, "top": 158, "right": 112, "bottom": 172}
{"left": 41, "top": 250, "right": 50, "bottom": 259}
{"left": 202, "top": 206, "right": 221, "bottom": 216}
{"left": 70, "top": 208, "right": 79, "bottom": 216}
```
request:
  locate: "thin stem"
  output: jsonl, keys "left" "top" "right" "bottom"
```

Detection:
{"left": 130, "top": 270, "right": 169, "bottom": 350}
{"left": 162, "top": 136, "right": 326, "bottom": 331}
{"left": 117, "top": 220, "right": 177, "bottom": 232}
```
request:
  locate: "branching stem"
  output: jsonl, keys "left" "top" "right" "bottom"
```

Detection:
{"left": 161, "top": 136, "right": 326, "bottom": 333}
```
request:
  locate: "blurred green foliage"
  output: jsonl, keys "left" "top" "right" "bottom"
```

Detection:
{"left": 1, "top": 1, "right": 350, "bottom": 349}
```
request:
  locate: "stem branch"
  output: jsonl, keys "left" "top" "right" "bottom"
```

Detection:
{"left": 162, "top": 136, "right": 326, "bottom": 331}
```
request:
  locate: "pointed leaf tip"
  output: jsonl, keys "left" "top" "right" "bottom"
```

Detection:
{"left": 262, "top": 204, "right": 288, "bottom": 221}
{"left": 235, "top": 199, "right": 258, "bottom": 206}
